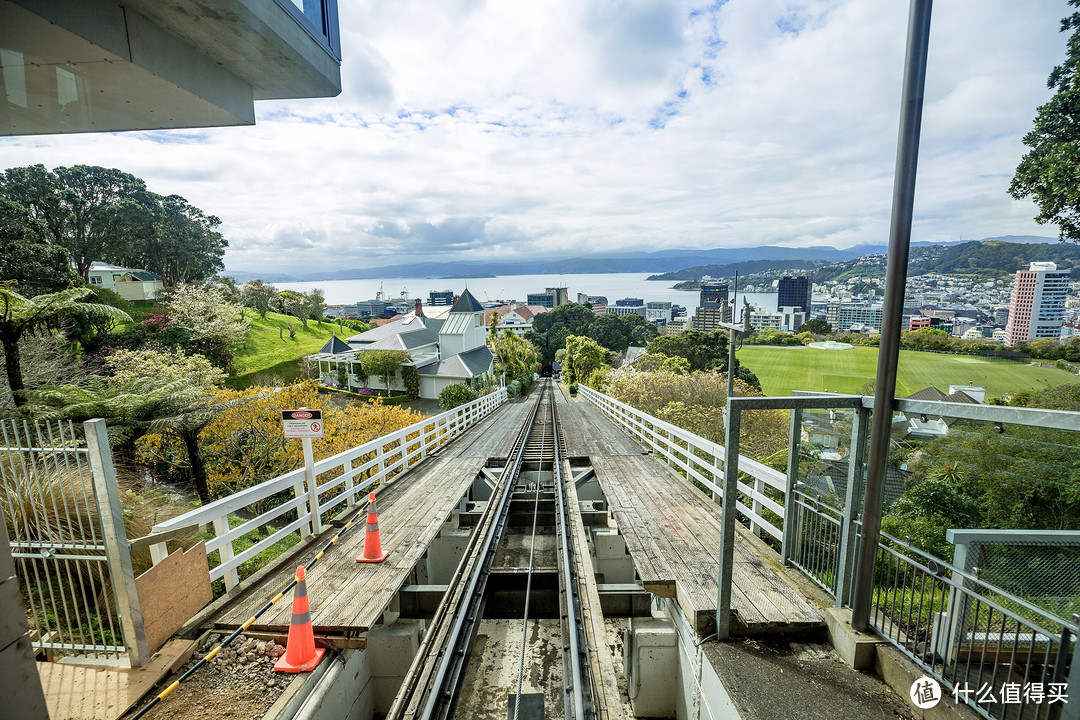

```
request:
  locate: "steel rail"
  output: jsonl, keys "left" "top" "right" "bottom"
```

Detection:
{"left": 512, "top": 386, "right": 549, "bottom": 720}
{"left": 388, "top": 386, "right": 545, "bottom": 720}
{"left": 552, "top": 388, "right": 593, "bottom": 720}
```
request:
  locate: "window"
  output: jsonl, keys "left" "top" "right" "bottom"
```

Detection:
{"left": 89, "top": 276, "right": 102, "bottom": 285}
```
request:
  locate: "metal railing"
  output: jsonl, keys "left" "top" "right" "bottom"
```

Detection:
{"left": 146, "top": 389, "right": 507, "bottom": 591}
{"left": 580, "top": 384, "right": 1080, "bottom": 718}
{"left": 1, "top": 418, "right": 147, "bottom": 665}
{"left": 872, "top": 531, "right": 1077, "bottom": 720}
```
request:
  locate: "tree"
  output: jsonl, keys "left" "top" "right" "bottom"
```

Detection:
{"left": 139, "top": 194, "right": 226, "bottom": 286}
{"left": 302, "top": 288, "right": 326, "bottom": 323}
{"left": 647, "top": 329, "right": 729, "bottom": 371}
{"left": 277, "top": 289, "right": 306, "bottom": 323}
{"left": 0, "top": 287, "right": 130, "bottom": 406}
{"left": 619, "top": 312, "right": 660, "bottom": 345}
{"left": 361, "top": 350, "right": 410, "bottom": 392}
{"left": 491, "top": 330, "right": 538, "bottom": 381}
{"left": 587, "top": 313, "right": 630, "bottom": 354}
{"left": 1010, "top": 1, "right": 1080, "bottom": 240}
{"left": 439, "top": 383, "right": 478, "bottom": 411}
{"left": 798, "top": 318, "right": 832, "bottom": 335}
{"left": 556, "top": 335, "right": 608, "bottom": 385}
{"left": 165, "top": 284, "right": 249, "bottom": 347}
{"left": 527, "top": 303, "right": 596, "bottom": 361}
{"left": 0, "top": 197, "right": 77, "bottom": 295}
{"left": 241, "top": 279, "right": 278, "bottom": 318}
{"left": 0, "top": 164, "right": 155, "bottom": 279}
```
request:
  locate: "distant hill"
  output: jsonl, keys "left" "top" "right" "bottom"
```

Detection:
{"left": 224, "top": 235, "right": 1061, "bottom": 282}
{"left": 646, "top": 259, "right": 827, "bottom": 281}
{"left": 907, "top": 240, "right": 1080, "bottom": 277}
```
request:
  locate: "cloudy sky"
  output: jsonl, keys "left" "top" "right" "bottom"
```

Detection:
{"left": 0, "top": 0, "right": 1071, "bottom": 274}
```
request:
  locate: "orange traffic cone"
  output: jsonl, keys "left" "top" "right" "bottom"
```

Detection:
{"left": 356, "top": 492, "right": 389, "bottom": 563}
{"left": 274, "top": 566, "right": 326, "bottom": 673}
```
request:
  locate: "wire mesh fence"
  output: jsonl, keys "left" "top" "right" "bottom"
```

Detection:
{"left": 0, "top": 418, "right": 126, "bottom": 657}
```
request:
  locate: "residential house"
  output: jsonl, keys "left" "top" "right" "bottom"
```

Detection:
{"left": 310, "top": 291, "right": 494, "bottom": 399}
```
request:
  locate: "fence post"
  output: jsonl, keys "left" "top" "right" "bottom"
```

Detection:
{"left": 1065, "top": 615, "right": 1079, "bottom": 720}
{"left": 836, "top": 405, "right": 869, "bottom": 607}
{"left": 303, "top": 437, "right": 321, "bottom": 536}
{"left": 715, "top": 402, "right": 741, "bottom": 640}
{"left": 781, "top": 409, "right": 803, "bottom": 565}
{"left": 213, "top": 516, "right": 238, "bottom": 592}
{"left": 293, "top": 473, "right": 310, "bottom": 540}
{"left": 83, "top": 419, "right": 149, "bottom": 667}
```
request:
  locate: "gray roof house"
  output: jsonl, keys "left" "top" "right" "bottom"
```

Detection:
{"left": 309, "top": 289, "right": 494, "bottom": 399}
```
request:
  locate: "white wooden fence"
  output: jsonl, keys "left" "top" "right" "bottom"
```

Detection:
{"left": 147, "top": 389, "right": 507, "bottom": 590}
{"left": 578, "top": 385, "right": 787, "bottom": 541}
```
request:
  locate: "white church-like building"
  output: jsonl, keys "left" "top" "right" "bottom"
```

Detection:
{"left": 310, "top": 289, "right": 494, "bottom": 399}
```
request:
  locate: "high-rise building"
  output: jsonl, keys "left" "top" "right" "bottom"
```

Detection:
{"left": 777, "top": 276, "right": 811, "bottom": 315}
{"left": 1004, "top": 262, "right": 1069, "bottom": 345}
{"left": 692, "top": 282, "right": 730, "bottom": 330}
{"left": 576, "top": 294, "right": 608, "bottom": 314}
{"left": 527, "top": 287, "right": 569, "bottom": 308}
{"left": 429, "top": 290, "right": 455, "bottom": 306}
{"left": 699, "top": 282, "right": 728, "bottom": 308}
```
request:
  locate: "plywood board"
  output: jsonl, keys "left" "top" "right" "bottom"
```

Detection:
{"left": 38, "top": 638, "right": 194, "bottom": 720}
{"left": 135, "top": 542, "right": 212, "bottom": 654}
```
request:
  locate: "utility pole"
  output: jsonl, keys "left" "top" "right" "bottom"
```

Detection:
{"left": 850, "top": 0, "right": 933, "bottom": 632}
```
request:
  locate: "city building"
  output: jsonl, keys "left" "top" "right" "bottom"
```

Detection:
{"left": 645, "top": 301, "right": 673, "bottom": 324}
{"left": 692, "top": 281, "right": 731, "bottom": 330}
{"left": 826, "top": 301, "right": 884, "bottom": 332}
{"left": 429, "top": 290, "right": 455, "bottom": 306}
{"left": 1004, "top": 262, "right": 1069, "bottom": 345}
{"left": 2, "top": 0, "right": 342, "bottom": 136}
{"left": 527, "top": 287, "right": 569, "bottom": 308}
{"left": 777, "top": 276, "right": 811, "bottom": 315}
{"left": 576, "top": 294, "right": 608, "bottom": 314}
{"left": 609, "top": 299, "right": 645, "bottom": 318}
{"left": 748, "top": 306, "right": 806, "bottom": 333}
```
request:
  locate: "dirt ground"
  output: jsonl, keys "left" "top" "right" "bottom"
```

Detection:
{"left": 125, "top": 635, "right": 292, "bottom": 720}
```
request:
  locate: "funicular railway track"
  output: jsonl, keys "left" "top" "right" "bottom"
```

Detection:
{"left": 386, "top": 380, "right": 597, "bottom": 720}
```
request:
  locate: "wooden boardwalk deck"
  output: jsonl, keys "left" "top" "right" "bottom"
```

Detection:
{"left": 555, "top": 391, "right": 822, "bottom": 635}
{"left": 208, "top": 400, "right": 526, "bottom": 635}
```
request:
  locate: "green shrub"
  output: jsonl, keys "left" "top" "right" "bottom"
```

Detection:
{"left": 402, "top": 365, "right": 420, "bottom": 397}
{"left": 439, "top": 382, "right": 479, "bottom": 410}
{"left": 568, "top": 382, "right": 578, "bottom": 396}
{"left": 507, "top": 380, "right": 522, "bottom": 398}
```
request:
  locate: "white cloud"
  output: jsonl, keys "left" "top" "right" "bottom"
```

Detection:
{"left": 0, "top": 0, "right": 1069, "bottom": 273}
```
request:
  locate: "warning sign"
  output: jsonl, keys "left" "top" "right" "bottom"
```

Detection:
{"left": 281, "top": 409, "right": 324, "bottom": 439}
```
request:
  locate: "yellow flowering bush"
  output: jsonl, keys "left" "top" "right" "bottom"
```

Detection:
{"left": 138, "top": 382, "right": 425, "bottom": 506}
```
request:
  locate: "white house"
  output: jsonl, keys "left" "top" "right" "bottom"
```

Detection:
{"left": 310, "top": 290, "right": 495, "bottom": 399}
{"left": 87, "top": 262, "right": 164, "bottom": 301}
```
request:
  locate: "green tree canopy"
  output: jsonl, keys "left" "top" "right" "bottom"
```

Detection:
{"left": 797, "top": 318, "right": 832, "bottom": 335}
{"left": 0, "top": 164, "right": 155, "bottom": 279}
{"left": 646, "top": 329, "right": 730, "bottom": 372}
{"left": 0, "top": 287, "right": 130, "bottom": 406}
{"left": 1010, "top": 1, "right": 1080, "bottom": 240}
{"left": 362, "top": 350, "right": 410, "bottom": 391}
{"left": 110, "top": 194, "right": 227, "bottom": 286}
{"left": 556, "top": 335, "right": 608, "bottom": 385}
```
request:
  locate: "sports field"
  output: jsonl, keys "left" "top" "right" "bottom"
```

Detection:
{"left": 737, "top": 345, "right": 1075, "bottom": 399}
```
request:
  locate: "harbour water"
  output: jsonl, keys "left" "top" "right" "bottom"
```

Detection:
{"left": 279, "top": 273, "right": 779, "bottom": 314}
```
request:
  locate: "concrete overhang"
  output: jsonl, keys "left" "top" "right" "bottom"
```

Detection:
{"left": 0, "top": 0, "right": 341, "bottom": 136}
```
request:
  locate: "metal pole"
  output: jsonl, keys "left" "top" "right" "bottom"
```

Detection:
{"left": 84, "top": 419, "right": 149, "bottom": 666}
{"left": 727, "top": 271, "right": 739, "bottom": 400}
{"left": 850, "top": 0, "right": 932, "bottom": 632}
{"left": 716, "top": 403, "right": 741, "bottom": 639}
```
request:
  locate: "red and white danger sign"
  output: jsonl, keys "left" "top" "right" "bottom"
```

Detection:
{"left": 281, "top": 409, "right": 324, "bottom": 439}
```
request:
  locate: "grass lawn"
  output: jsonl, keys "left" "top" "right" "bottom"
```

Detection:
{"left": 737, "top": 345, "right": 1076, "bottom": 400}
{"left": 230, "top": 311, "right": 339, "bottom": 388}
